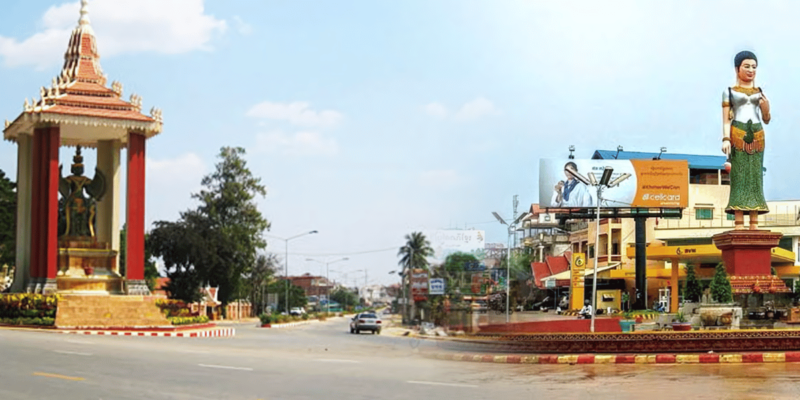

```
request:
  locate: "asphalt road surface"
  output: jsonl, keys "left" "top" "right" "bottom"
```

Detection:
{"left": 3, "top": 318, "right": 800, "bottom": 399}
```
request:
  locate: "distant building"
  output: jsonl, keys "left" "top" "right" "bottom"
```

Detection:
{"left": 286, "top": 273, "right": 335, "bottom": 299}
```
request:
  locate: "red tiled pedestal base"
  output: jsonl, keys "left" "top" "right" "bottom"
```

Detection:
{"left": 712, "top": 230, "right": 782, "bottom": 276}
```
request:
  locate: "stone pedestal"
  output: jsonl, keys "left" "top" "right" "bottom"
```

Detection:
{"left": 712, "top": 230, "right": 781, "bottom": 276}
{"left": 56, "top": 238, "right": 123, "bottom": 295}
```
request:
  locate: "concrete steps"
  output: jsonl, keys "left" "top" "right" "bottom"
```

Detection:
{"left": 56, "top": 295, "right": 171, "bottom": 328}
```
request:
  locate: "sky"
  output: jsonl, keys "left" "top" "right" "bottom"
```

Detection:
{"left": 1, "top": 0, "right": 800, "bottom": 286}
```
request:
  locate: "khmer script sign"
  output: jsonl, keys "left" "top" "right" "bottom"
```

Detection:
{"left": 429, "top": 278, "right": 445, "bottom": 295}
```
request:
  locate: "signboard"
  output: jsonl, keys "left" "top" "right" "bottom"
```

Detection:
{"left": 425, "top": 229, "right": 486, "bottom": 263}
{"left": 410, "top": 269, "right": 429, "bottom": 301}
{"left": 429, "top": 278, "right": 445, "bottom": 295}
{"left": 570, "top": 253, "right": 587, "bottom": 310}
{"left": 539, "top": 159, "right": 688, "bottom": 209}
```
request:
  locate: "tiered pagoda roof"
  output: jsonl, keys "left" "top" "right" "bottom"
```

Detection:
{"left": 3, "top": 0, "right": 162, "bottom": 147}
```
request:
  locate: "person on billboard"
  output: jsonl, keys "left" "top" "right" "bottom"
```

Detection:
{"left": 721, "top": 51, "right": 770, "bottom": 230}
{"left": 552, "top": 162, "right": 594, "bottom": 207}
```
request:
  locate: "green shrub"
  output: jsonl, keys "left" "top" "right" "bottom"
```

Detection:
{"left": 259, "top": 313, "right": 272, "bottom": 324}
{"left": 301, "top": 313, "right": 309, "bottom": 320}
{"left": 168, "top": 315, "right": 210, "bottom": 325}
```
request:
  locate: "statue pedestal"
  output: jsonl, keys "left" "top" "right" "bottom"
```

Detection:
{"left": 57, "top": 237, "right": 123, "bottom": 294}
{"left": 712, "top": 230, "right": 781, "bottom": 276}
{"left": 712, "top": 230, "right": 791, "bottom": 294}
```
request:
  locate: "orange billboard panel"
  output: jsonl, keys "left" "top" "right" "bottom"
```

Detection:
{"left": 629, "top": 160, "right": 688, "bottom": 208}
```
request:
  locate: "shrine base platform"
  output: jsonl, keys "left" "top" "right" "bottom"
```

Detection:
{"left": 55, "top": 295, "right": 171, "bottom": 329}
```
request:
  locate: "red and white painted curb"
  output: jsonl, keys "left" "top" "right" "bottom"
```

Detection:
{"left": 263, "top": 320, "right": 317, "bottom": 329}
{"left": 427, "top": 351, "right": 800, "bottom": 364}
{"left": 60, "top": 328, "right": 235, "bottom": 338}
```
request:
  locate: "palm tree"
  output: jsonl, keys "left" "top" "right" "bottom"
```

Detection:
{"left": 397, "top": 232, "right": 434, "bottom": 323}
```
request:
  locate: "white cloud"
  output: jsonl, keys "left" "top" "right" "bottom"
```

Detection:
{"left": 147, "top": 153, "right": 206, "bottom": 188}
{"left": 454, "top": 97, "right": 498, "bottom": 121}
{"left": 424, "top": 102, "right": 448, "bottom": 118}
{"left": 0, "top": 0, "right": 227, "bottom": 69}
{"left": 247, "top": 101, "right": 343, "bottom": 128}
{"left": 255, "top": 130, "right": 339, "bottom": 156}
{"left": 419, "top": 169, "right": 464, "bottom": 188}
{"left": 232, "top": 16, "right": 253, "bottom": 36}
{"left": 422, "top": 97, "right": 499, "bottom": 122}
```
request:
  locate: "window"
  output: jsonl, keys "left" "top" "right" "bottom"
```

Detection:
{"left": 544, "top": 215, "right": 551, "bottom": 222}
{"left": 588, "top": 245, "right": 595, "bottom": 258}
{"left": 727, "top": 213, "right": 735, "bottom": 221}
{"left": 695, "top": 208, "right": 713, "bottom": 220}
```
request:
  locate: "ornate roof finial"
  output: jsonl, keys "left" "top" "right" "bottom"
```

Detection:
{"left": 79, "top": 0, "right": 90, "bottom": 26}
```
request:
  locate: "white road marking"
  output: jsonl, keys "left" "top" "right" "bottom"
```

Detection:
{"left": 407, "top": 381, "right": 478, "bottom": 388}
{"left": 198, "top": 364, "right": 253, "bottom": 371}
{"left": 313, "top": 359, "right": 361, "bottom": 363}
{"left": 64, "top": 339, "right": 92, "bottom": 345}
{"left": 53, "top": 350, "right": 92, "bottom": 356}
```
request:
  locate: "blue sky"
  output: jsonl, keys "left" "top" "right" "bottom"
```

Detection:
{"left": 1, "top": 1, "right": 799, "bottom": 285}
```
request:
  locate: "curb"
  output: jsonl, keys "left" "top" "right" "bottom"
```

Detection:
{"left": 60, "top": 328, "right": 235, "bottom": 338}
{"left": 262, "top": 320, "right": 318, "bottom": 329}
{"left": 425, "top": 351, "right": 800, "bottom": 365}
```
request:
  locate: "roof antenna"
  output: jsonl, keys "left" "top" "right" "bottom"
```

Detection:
{"left": 79, "top": 0, "right": 90, "bottom": 26}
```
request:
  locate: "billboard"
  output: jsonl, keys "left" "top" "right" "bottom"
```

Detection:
{"left": 539, "top": 159, "right": 688, "bottom": 209}
{"left": 425, "top": 229, "right": 486, "bottom": 262}
{"left": 411, "top": 269, "right": 429, "bottom": 301}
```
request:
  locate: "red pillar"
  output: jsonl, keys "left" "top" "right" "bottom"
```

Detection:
{"left": 29, "top": 126, "right": 60, "bottom": 289}
{"left": 45, "top": 127, "right": 60, "bottom": 280}
{"left": 126, "top": 132, "right": 146, "bottom": 282}
{"left": 29, "top": 130, "right": 42, "bottom": 285}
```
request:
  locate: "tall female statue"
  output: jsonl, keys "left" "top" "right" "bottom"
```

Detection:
{"left": 722, "top": 51, "right": 771, "bottom": 230}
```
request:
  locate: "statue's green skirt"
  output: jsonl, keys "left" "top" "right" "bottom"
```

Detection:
{"left": 726, "top": 120, "right": 768, "bottom": 214}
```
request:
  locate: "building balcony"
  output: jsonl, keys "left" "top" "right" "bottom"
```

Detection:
{"left": 597, "top": 254, "right": 622, "bottom": 264}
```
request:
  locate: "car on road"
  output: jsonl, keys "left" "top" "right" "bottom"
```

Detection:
{"left": 289, "top": 307, "right": 306, "bottom": 316}
{"left": 350, "top": 312, "right": 382, "bottom": 334}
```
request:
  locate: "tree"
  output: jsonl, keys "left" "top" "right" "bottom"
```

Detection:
{"left": 119, "top": 226, "right": 161, "bottom": 291}
{"left": 246, "top": 253, "right": 280, "bottom": 315}
{"left": 148, "top": 219, "right": 207, "bottom": 303}
{"left": 330, "top": 286, "right": 358, "bottom": 310}
{"left": 397, "top": 232, "right": 434, "bottom": 321}
{"left": 684, "top": 264, "right": 702, "bottom": 303}
{"left": 436, "top": 252, "right": 478, "bottom": 298}
{"left": 709, "top": 263, "right": 733, "bottom": 303}
{"left": 270, "top": 280, "right": 306, "bottom": 312}
{"left": 0, "top": 170, "right": 16, "bottom": 270}
{"left": 149, "top": 147, "right": 270, "bottom": 312}
{"left": 397, "top": 232, "right": 434, "bottom": 272}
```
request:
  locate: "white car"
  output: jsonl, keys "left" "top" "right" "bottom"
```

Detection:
{"left": 289, "top": 307, "right": 306, "bottom": 316}
{"left": 350, "top": 312, "right": 382, "bottom": 334}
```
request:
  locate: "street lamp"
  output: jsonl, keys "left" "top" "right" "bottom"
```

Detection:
{"left": 306, "top": 257, "right": 348, "bottom": 314}
{"left": 492, "top": 203, "right": 529, "bottom": 324}
{"left": 267, "top": 230, "right": 318, "bottom": 313}
{"left": 573, "top": 166, "right": 630, "bottom": 332}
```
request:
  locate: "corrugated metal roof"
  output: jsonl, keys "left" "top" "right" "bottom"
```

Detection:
{"left": 592, "top": 150, "right": 726, "bottom": 170}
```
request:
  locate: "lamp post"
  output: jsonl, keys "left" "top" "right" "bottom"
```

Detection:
{"left": 306, "top": 257, "right": 348, "bottom": 314}
{"left": 492, "top": 197, "right": 529, "bottom": 324}
{"left": 267, "top": 230, "right": 318, "bottom": 314}
{"left": 567, "top": 166, "right": 630, "bottom": 332}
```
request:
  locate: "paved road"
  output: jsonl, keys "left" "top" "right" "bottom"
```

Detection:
{"left": 3, "top": 318, "right": 800, "bottom": 399}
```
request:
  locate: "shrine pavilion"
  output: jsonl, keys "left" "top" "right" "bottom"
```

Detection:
{"left": 3, "top": 0, "right": 162, "bottom": 295}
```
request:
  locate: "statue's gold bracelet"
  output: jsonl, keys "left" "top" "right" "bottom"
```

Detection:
{"left": 722, "top": 137, "right": 731, "bottom": 142}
